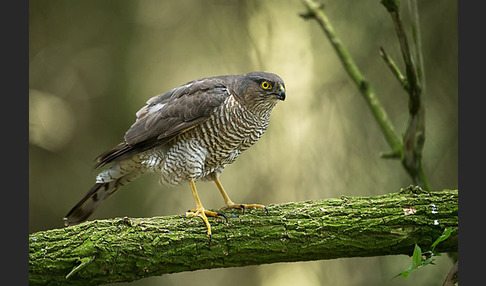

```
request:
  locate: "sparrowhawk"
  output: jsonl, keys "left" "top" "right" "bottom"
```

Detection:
{"left": 64, "top": 71, "right": 286, "bottom": 238}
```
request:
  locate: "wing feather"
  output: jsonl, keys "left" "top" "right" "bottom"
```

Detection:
{"left": 96, "top": 76, "right": 232, "bottom": 166}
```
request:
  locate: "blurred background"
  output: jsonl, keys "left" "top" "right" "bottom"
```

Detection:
{"left": 29, "top": 0, "right": 457, "bottom": 285}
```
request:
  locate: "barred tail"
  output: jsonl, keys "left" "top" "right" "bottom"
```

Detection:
{"left": 64, "top": 171, "right": 140, "bottom": 226}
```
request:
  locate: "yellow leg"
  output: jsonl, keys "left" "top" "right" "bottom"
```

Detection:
{"left": 184, "top": 180, "right": 212, "bottom": 238}
{"left": 213, "top": 176, "right": 268, "bottom": 214}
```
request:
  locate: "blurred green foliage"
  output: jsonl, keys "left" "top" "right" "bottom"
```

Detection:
{"left": 29, "top": 0, "right": 457, "bottom": 285}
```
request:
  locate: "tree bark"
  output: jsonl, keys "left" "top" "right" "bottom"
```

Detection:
{"left": 29, "top": 187, "right": 458, "bottom": 285}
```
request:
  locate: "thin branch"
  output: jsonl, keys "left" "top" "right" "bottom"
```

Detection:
{"left": 379, "top": 46, "right": 409, "bottom": 91}
{"left": 300, "top": 0, "right": 403, "bottom": 158}
{"left": 29, "top": 188, "right": 458, "bottom": 285}
{"left": 383, "top": 1, "right": 421, "bottom": 114}
{"left": 381, "top": 0, "right": 429, "bottom": 190}
{"left": 406, "top": 0, "right": 426, "bottom": 92}
{"left": 300, "top": 0, "right": 431, "bottom": 190}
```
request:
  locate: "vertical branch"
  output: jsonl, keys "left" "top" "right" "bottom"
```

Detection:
{"left": 301, "top": 0, "right": 431, "bottom": 190}
{"left": 300, "top": 0, "right": 403, "bottom": 157}
{"left": 382, "top": 0, "right": 429, "bottom": 190}
{"left": 406, "top": 0, "right": 426, "bottom": 92}
{"left": 383, "top": 0, "right": 421, "bottom": 113}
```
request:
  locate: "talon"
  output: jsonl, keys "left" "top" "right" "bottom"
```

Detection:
{"left": 217, "top": 212, "right": 228, "bottom": 224}
{"left": 185, "top": 209, "right": 227, "bottom": 220}
{"left": 185, "top": 209, "right": 195, "bottom": 217}
{"left": 206, "top": 210, "right": 228, "bottom": 224}
{"left": 185, "top": 208, "right": 212, "bottom": 237}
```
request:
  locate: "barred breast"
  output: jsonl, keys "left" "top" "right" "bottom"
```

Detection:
{"left": 147, "top": 95, "right": 272, "bottom": 186}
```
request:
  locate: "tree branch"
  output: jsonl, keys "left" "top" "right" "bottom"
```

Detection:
{"left": 300, "top": 0, "right": 431, "bottom": 190}
{"left": 29, "top": 188, "right": 458, "bottom": 285}
{"left": 300, "top": 0, "right": 403, "bottom": 159}
{"left": 382, "top": 0, "right": 429, "bottom": 190}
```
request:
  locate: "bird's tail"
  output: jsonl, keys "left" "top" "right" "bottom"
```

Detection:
{"left": 64, "top": 170, "right": 141, "bottom": 226}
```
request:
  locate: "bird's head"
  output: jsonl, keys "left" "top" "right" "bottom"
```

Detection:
{"left": 234, "top": 72, "right": 286, "bottom": 111}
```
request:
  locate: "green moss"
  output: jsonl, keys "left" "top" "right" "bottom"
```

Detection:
{"left": 29, "top": 189, "right": 457, "bottom": 285}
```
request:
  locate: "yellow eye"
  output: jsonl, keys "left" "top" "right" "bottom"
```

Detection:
{"left": 260, "top": 81, "right": 272, "bottom": 90}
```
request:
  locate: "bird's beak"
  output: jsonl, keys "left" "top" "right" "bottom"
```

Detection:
{"left": 276, "top": 85, "right": 286, "bottom": 101}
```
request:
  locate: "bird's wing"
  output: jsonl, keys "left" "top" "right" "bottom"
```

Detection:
{"left": 95, "top": 77, "right": 232, "bottom": 166}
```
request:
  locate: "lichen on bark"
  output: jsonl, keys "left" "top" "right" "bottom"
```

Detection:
{"left": 29, "top": 188, "right": 458, "bottom": 285}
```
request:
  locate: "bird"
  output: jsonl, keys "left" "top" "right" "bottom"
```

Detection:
{"left": 64, "top": 71, "right": 286, "bottom": 238}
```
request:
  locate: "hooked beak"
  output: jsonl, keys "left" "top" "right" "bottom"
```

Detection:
{"left": 276, "top": 84, "right": 286, "bottom": 101}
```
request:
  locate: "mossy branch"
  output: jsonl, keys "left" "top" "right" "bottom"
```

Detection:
{"left": 29, "top": 188, "right": 458, "bottom": 285}
{"left": 300, "top": 0, "right": 430, "bottom": 190}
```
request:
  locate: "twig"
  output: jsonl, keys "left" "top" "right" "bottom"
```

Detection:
{"left": 300, "top": 0, "right": 403, "bottom": 158}
{"left": 382, "top": 0, "right": 421, "bottom": 114}
{"left": 382, "top": 0, "right": 429, "bottom": 189}
{"left": 300, "top": 0, "right": 431, "bottom": 189}
{"left": 379, "top": 46, "right": 409, "bottom": 91}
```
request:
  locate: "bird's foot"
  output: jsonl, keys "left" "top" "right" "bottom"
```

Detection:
{"left": 220, "top": 203, "right": 268, "bottom": 215}
{"left": 185, "top": 208, "right": 228, "bottom": 239}
{"left": 186, "top": 209, "right": 228, "bottom": 223}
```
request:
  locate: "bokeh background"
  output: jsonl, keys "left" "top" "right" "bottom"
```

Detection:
{"left": 29, "top": 0, "right": 457, "bottom": 285}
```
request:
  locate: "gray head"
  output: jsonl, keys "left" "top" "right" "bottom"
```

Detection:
{"left": 231, "top": 72, "right": 286, "bottom": 109}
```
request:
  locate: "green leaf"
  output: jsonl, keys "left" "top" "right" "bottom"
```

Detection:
{"left": 421, "top": 257, "right": 435, "bottom": 267}
{"left": 411, "top": 244, "right": 422, "bottom": 268}
{"left": 394, "top": 244, "right": 422, "bottom": 279}
{"left": 394, "top": 264, "right": 413, "bottom": 279}
{"left": 431, "top": 228, "right": 453, "bottom": 251}
{"left": 400, "top": 267, "right": 412, "bottom": 279}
